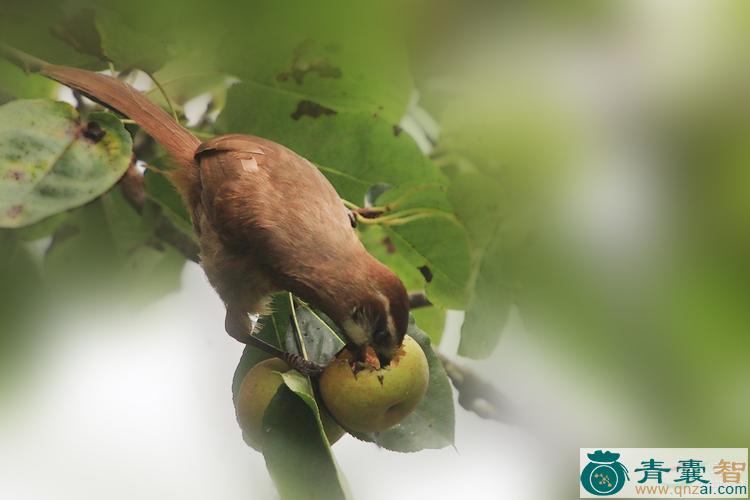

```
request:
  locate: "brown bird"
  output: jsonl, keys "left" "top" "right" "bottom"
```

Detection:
{"left": 18, "top": 55, "right": 409, "bottom": 375}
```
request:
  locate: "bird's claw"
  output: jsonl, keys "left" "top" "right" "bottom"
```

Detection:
{"left": 285, "top": 353, "right": 324, "bottom": 377}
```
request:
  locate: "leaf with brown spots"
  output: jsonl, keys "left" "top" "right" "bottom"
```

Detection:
{"left": 372, "top": 183, "right": 472, "bottom": 309}
{"left": 418, "top": 265, "right": 433, "bottom": 282}
{"left": 216, "top": 4, "right": 412, "bottom": 124}
{"left": 0, "top": 99, "right": 131, "bottom": 227}
{"left": 290, "top": 100, "right": 337, "bottom": 121}
{"left": 217, "top": 83, "right": 443, "bottom": 202}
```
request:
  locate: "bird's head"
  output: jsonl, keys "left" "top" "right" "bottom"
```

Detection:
{"left": 341, "top": 268, "right": 409, "bottom": 366}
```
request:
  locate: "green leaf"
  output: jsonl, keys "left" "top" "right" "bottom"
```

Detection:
{"left": 100, "top": 186, "right": 159, "bottom": 254}
{"left": 44, "top": 187, "right": 185, "bottom": 300}
{"left": 143, "top": 170, "right": 193, "bottom": 236}
{"left": 358, "top": 224, "right": 447, "bottom": 343}
{"left": 262, "top": 384, "right": 349, "bottom": 500}
{"left": 232, "top": 293, "right": 292, "bottom": 399}
{"left": 358, "top": 224, "right": 426, "bottom": 288}
{"left": 216, "top": 82, "right": 443, "bottom": 202}
{"left": 216, "top": 0, "right": 411, "bottom": 124}
{"left": 358, "top": 320, "right": 455, "bottom": 452}
{"left": 0, "top": 1, "right": 104, "bottom": 69}
{"left": 0, "top": 99, "right": 132, "bottom": 228}
{"left": 285, "top": 303, "right": 345, "bottom": 366}
{"left": 118, "top": 244, "right": 186, "bottom": 306}
{"left": 232, "top": 296, "right": 350, "bottom": 499}
{"left": 447, "top": 170, "right": 505, "bottom": 251}
{"left": 0, "top": 59, "right": 56, "bottom": 104}
{"left": 443, "top": 170, "right": 528, "bottom": 357}
{"left": 44, "top": 201, "right": 119, "bottom": 286}
{"left": 412, "top": 306, "right": 447, "bottom": 345}
{"left": 0, "top": 232, "right": 40, "bottom": 302}
{"left": 372, "top": 183, "right": 472, "bottom": 309}
{"left": 277, "top": 371, "right": 351, "bottom": 497}
{"left": 279, "top": 371, "right": 343, "bottom": 451}
{"left": 0, "top": 231, "right": 43, "bottom": 389}
{"left": 94, "top": 9, "right": 168, "bottom": 73}
{"left": 382, "top": 220, "right": 470, "bottom": 309}
{"left": 50, "top": 8, "right": 107, "bottom": 61}
{"left": 151, "top": 55, "right": 227, "bottom": 108}
{"left": 13, "top": 212, "right": 70, "bottom": 241}
{"left": 275, "top": 306, "right": 455, "bottom": 452}
{"left": 458, "top": 228, "right": 514, "bottom": 358}
{"left": 444, "top": 170, "right": 514, "bottom": 357}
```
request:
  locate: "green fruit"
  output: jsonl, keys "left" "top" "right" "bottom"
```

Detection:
{"left": 319, "top": 335, "right": 429, "bottom": 433}
{"left": 235, "top": 358, "right": 345, "bottom": 450}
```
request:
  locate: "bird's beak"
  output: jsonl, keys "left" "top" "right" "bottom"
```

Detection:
{"left": 350, "top": 343, "right": 368, "bottom": 363}
{"left": 376, "top": 350, "right": 392, "bottom": 368}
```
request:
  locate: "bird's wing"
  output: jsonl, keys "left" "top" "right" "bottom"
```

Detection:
{"left": 195, "top": 134, "right": 360, "bottom": 281}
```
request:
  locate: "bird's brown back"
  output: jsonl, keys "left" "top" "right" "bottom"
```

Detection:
{"left": 195, "top": 134, "right": 366, "bottom": 300}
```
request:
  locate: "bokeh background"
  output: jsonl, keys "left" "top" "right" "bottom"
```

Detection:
{"left": 1, "top": 1, "right": 749, "bottom": 499}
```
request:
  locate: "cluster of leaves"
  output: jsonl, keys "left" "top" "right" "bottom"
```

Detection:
{"left": 231, "top": 293, "right": 454, "bottom": 498}
{"left": 0, "top": 0, "right": 547, "bottom": 497}
{"left": 0, "top": 2, "right": 518, "bottom": 350}
{"left": 0, "top": 96, "right": 188, "bottom": 300}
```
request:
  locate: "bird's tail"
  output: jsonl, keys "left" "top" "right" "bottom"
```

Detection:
{"left": 39, "top": 64, "right": 201, "bottom": 198}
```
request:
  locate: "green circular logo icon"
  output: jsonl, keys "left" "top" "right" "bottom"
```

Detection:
{"left": 581, "top": 450, "right": 630, "bottom": 496}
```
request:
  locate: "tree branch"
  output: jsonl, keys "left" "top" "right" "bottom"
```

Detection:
{"left": 119, "top": 163, "right": 200, "bottom": 263}
{"left": 437, "top": 352, "right": 516, "bottom": 425}
{"left": 407, "top": 292, "right": 514, "bottom": 424}
{"left": 155, "top": 217, "right": 200, "bottom": 263}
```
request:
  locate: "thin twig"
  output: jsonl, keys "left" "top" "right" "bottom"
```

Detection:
{"left": 119, "top": 161, "right": 146, "bottom": 209}
{"left": 143, "top": 72, "right": 219, "bottom": 95}
{"left": 155, "top": 218, "right": 200, "bottom": 263}
{"left": 147, "top": 71, "right": 179, "bottom": 123}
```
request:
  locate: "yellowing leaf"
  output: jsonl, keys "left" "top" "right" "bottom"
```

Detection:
{"left": 0, "top": 99, "right": 131, "bottom": 227}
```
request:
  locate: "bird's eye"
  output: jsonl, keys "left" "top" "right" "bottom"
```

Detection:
{"left": 373, "top": 328, "right": 389, "bottom": 343}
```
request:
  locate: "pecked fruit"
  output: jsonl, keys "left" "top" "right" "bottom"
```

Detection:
{"left": 319, "top": 335, "right": 429, "bottom": 433}
{"left": 236, "top": 358, "right": 345, "bottom": 450}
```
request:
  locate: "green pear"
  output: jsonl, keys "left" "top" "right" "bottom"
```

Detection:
{"left": 319, "top": 335, "right": 429, "bottom": 433}
{"left": 235, "top": 358, "right": 345, "bottom": 450}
